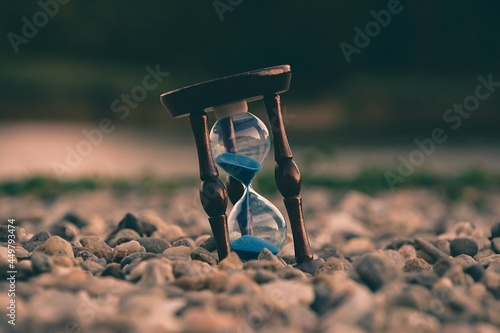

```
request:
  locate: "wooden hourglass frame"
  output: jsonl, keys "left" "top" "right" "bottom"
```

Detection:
{"left": 160, "top": 65, "right": 315, "bottom": 268}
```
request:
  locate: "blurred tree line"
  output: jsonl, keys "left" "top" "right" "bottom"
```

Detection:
{"left": 0, "top": 0, "right": 499, "bottom": 138}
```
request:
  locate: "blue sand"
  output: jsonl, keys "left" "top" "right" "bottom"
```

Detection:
{"left": 216, "top": 152, "right": 262, "bottom": 235}
{"left": 231, "top": 235, "right": 279, "bottom": 257}
{"left": 215, "top": 153, "right": 261, "bottom": 185}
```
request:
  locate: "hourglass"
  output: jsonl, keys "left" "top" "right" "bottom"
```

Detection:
{"left": 160, "top": 65, "right": 318, "bottom": 270}
{"left": 209, "top": 101, "right": 287, "bottom": 260}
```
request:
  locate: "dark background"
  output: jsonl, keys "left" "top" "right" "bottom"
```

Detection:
{"left": 1, "top": 0, "right": 499, "bottom": 141}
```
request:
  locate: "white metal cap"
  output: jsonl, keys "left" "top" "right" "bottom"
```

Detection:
{"left": 207, "top": 100, "right": 248, "bottom": 119}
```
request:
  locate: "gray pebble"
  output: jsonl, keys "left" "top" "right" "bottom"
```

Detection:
{"left": 101, "top": 263, "right": 125, "bottom": 280}
{"left": 31, "top": 251, "right": 53, "bottom": 274}
{"left": 191, "top": 247, "right": 218, "bottom": 266}
{"left": 120, "top": 252, "right": 148, "bottom": 268}
{"left": 61, "top": 212, "right": 87, "bottom": 228}
{"left": 49, "top": 222, "right": 78, "bottom": 242}
{"left": 116, "top": 212, "right": 144, "bottom": 235}
{"left": 450, "top": 238, "right": 479, "bottom": 257}
{"left": 199, "top": 236, "right": 217, "bottom": 252}
{"left": 464, "top": 264, "right": 484, "bottom": 282}
{"left": 257, "top": 248, "right": 287, "bottom": 267}
{"left": 136, "top": 237, "right": 170, "bottom": 254}
{"left": 22, "top": 231, "right": 51, "bottom": 252}
{"left": 491, "top": 222, "right": 500, "bottom": 238}
{"left": 173, "top": 237, "right": 196, "bottom": 249}
{"left": 75, "top": 249, "right": 102, "bottom": 263}
{"left": 354, "top": 253, "right": 402, "bottom": 291}
{"left": 491, "top": 237, "right": 500, "bottom": 254}
{"left": 173, "top": 260, "right": 211, "bottom": 278}
{"left": 253, "top": 269, "right": 278, "bottom": 284}
{"left": 107, "top": 228, "right": 141, "bottom": 247}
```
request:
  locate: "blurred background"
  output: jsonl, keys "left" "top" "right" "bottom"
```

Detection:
{"left": 1, "top": 0, "right": 499, "bottom": 188}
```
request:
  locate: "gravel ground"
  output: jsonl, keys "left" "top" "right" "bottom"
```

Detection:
{"left": 1, "top": 188, "right": 500, "bottom": 333}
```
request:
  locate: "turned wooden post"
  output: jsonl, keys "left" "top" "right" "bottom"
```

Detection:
{"left": 189, "top": 112, "right": 230, "bottom": 260}
{"left": 264, "top": 94, "right": 313, "bottom": 264}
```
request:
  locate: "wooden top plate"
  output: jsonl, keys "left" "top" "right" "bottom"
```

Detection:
{"left": 160, "top": 65, "right": 291, "bottom": 118}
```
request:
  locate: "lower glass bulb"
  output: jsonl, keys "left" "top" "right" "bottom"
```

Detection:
{"left": 228, "top": 186, "right": 287, "bottom": 260}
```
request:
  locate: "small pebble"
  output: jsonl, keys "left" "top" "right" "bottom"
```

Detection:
{"left": 403, "top": 258, "right": 432, "bottom": 272}
{"left": 315, "top": 258, "right": 350, "bottom": 275}
{"left": 218, "top": 252, "right": 243, "bottom": 271}
{"left": 81, "top": 260, "right": 105, "bottom": 274}
{"left": 173, "top": 238, "right": 196, "bottom": 249}
{"left": 79, "top": 236, "right": 113, "bottom": 261}
{"left": 491, "top": 238, "right": 500, "bottom": 254}
{"left": 76, "top": 249, "right": 104, "bottom": 265}
{"left": 116, "top": 212, "right": 144, "bottom": 235}
{"left": 398, "top": 245, "right": 417, "bottom": 261}
{"left": 152, "top": 225, "right": 186, "bottom": 242}
{"left": 107, "top": 228, "right": 141, "bottom": 247}
{"left": 31, "top": 251, "right": 53, "bottom": 274}
{"left": 354, "top": 253, "right": 402, "bottom": 291}
{"left": 450, "top": 238, "right": 479, "bottom": 257}
{"left": 199, "top": 236, "right": 217, "bottom": 252}
{"left": 277, "top": 266, "right": 307, "bottom": 280}
{"left": 120, "top": 252, "right": 147, "bottom": 268}
{"left": 190, "top": 247, "right": 218, "bottom": 266}
{"left": 49, "top": 222, "right": 78, "bottom": 242}
{"left": 116, "top": 240, "right": 141, "bottom": 254}
{"left": 490, "top": 222, "right": 500, "bottom": 239}
{"left": 22, "top": 231, "right": 51, "bottom": 252}
{"left": 35, "top": 235, "right": 74, "bottom": 258}
{"left": 163, "top": 245, "right": 191, "bottom": 257}
{"left": 253, "top": 269, "right": 278, "bottom": 284}
{"left": 464, "top": 264, "right": 484, "bottom": 282}
{"left": 257, "top": 248, "right": 286, "bottom": 268}
{"left": 101, "top": 263, "right": 125, "bottom": 280}
{"left": 341, "top": 237, "right": 374, "bottom": 257}
{"left": 136, "top": 237, "right": 170, "bottom": 254}
{"left": 61, "top": 212, "right": 87, "bottom": 228}
{"left": 452, "top": 254, "right": 477, "bottom": 269}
